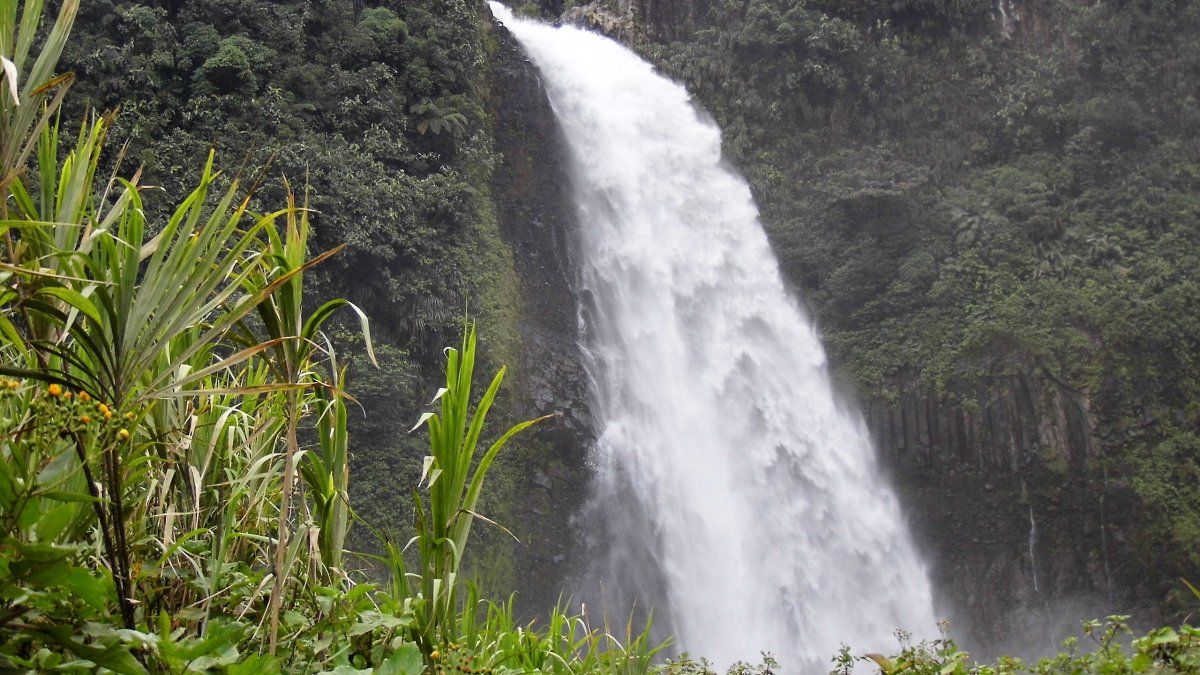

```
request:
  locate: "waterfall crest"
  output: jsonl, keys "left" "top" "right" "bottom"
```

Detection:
{"left": 490, "top": 4, "right": 938, "bottom": 670}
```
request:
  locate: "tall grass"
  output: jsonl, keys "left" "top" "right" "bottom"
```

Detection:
{"left": 0, "top": 0, "right": 77, "bottom": 194}
{"left": 459, "top": 589, "right": 668, "bottom": 674}
{"left": 242, "top": 185, "right": 374, "bottom": 652}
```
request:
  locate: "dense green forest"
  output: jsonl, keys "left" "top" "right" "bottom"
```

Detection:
{"left": 1, "top": 0, "right": 1200, "bottom": 671}
{"left": 640, "top": 0, "right": 1200, "bottom": 490}
{"left": 58, "top": 0, "right": 544, "bottom": 569}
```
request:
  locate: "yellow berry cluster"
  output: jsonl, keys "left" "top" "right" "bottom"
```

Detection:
{"left": 0, "top": 379, "right": 27, "bottom": 431}
{"left": 43, "top": 384, "right": 132, "bottom": 440}
{"left": 430, "top": 643, "right": 492, "bottom": 674}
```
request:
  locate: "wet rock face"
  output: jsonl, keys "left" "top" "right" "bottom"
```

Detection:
{"left": 557, "top": 0, "right": 712, "bottom": 41}
{"left": 488, "top": 16, "right": 588, "bottom": 437}
{"left": 560, "top": 3, "right": 635, "bottom": 40}
{"left": 866, "top": 370, "right": 1163, "bottom": 658}
{"left": 486, "top": 11, "right": 594, "bottom": 616}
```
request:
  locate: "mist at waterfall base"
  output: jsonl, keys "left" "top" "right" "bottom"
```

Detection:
{"left": 491, "top": 4, "right": 938, "bottom": 670}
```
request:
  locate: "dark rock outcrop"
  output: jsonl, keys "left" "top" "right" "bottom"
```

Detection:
{"left": 866, "top": 368, "right": 1163, "bottom": 656}
{"left": 558, "top": 0, "right": 712, "bottom": 41}
{"left": 485, "top": 8, "right": 594, "bottom": 616}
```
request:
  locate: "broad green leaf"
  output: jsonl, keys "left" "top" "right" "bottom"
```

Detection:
{"left": 377, "top": 644, "right": 423, "bottom": 675}
{"left": 58, "top": 567, "right": 109, "bottom": 611}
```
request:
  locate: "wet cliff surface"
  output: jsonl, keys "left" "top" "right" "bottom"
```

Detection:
{"left": 485, "top": 12, "right": 594, "bottom": 615}
{"left": 868, "top": 373, "right": 1162, "bottom": 655}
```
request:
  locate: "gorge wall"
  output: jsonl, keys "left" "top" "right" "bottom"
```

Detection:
{"left": 482, "top": 13, "right": 594, "bottom": 615}
{"left": 867, "top": 372, "right": 1159, "bottom": 655}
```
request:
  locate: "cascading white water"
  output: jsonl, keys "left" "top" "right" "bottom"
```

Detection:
{"left": 490, "top": 4, "right": 938, "bottom": 670}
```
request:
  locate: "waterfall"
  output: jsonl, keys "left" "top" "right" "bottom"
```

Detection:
{"left": 490, "top": 5, "right": 938, "bottom": 670}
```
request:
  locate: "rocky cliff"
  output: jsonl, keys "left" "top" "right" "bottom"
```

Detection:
{"left": 867, "top": 370, "right": 1162, "bottom": 655}
{"left": 484, "top": 10, "right": 594, "bottom": 615}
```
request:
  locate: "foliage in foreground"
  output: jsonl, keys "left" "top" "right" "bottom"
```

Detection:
{"left": 0, "top": 0, "right": 671, "bottom": 671}
{"left": 834, "top": 617, "right": 1200, "bottom": 675}
{"left": 59, "top": 0, "right": 537, "bottom": 578}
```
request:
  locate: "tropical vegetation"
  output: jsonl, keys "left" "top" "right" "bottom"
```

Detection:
{"left": 1, "top": 0, "right": 1199, "bottom": 671}
{"left": 56, "top": 0, "right": 539, "bottom": 586}
{"left": 0, "top": 0, "right": 665, "bottom": 671}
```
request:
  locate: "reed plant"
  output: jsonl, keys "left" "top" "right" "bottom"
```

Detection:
{"left": 0, "top": 0, "right": 77, "bottom": 193}
{"left": 241, "top": 185, "right": 374, "bottom": 651}
{"left": 398, "top": 322, "right": 551, "bottom": 654}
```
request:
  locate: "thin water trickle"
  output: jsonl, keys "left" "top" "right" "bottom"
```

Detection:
{"left": 490, "top": 4, "right": 938, "bottom": 670}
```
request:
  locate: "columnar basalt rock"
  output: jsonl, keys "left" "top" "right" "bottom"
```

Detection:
{"left": 863, "top": 368, "right": 1162, "bottom": 656}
